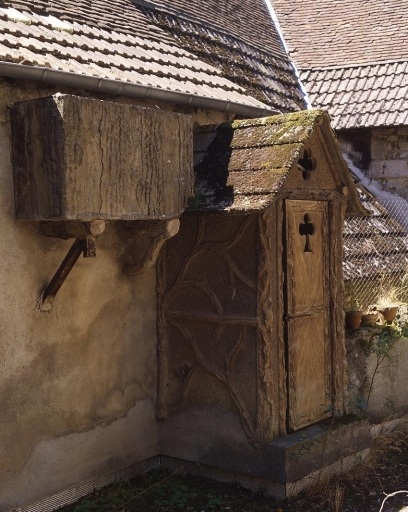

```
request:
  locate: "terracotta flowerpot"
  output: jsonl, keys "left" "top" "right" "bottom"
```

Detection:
{"left": 345, "top": 310, "right": 363, "bottom": 330}
{"left": 362, "top": 311, "right": 379, "bottom": 326}
{"left": 380, "top": 305, "right": 399, "bottom": 323}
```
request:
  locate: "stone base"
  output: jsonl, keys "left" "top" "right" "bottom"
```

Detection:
{"left": 17, "top": 418, "right": 374, "bottom": 510}
{"left": 161, "top": 448, "right": 370, "bottom": 500}
{"left": 159, "top": 407, "right": 372, "bottom": 483}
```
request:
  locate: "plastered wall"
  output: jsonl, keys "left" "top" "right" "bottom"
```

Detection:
{"left": 0, "top": 78, "right": 232, "bottom": 510}
{"left": 346, "top": 331, "right": 408, "bottom": 418}
{"left": 0, "top": 81, "right": 160, "bottom": 510}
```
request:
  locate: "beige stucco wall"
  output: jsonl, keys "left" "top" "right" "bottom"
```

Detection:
{"left": 0, "top": 77, "right": 232, "bottom": 510}
{"left": 0, "top": 81, "right": 160, "bottom": 510}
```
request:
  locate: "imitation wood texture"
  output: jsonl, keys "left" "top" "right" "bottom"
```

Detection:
{"left": 11, "top": 95, "right": 193, "bottom": 220}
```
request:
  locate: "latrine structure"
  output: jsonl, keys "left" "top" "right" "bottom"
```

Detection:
{"left": 158, "top": 110, "right": 364, "bottom": 480}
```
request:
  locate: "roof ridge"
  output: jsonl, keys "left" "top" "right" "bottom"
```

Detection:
{"left": 300, "top": 58, "right": 408, "bottom": 72}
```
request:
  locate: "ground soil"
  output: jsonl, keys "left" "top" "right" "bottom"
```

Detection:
{"left": 60, "top": 432, "right": 408, "bottom": 512}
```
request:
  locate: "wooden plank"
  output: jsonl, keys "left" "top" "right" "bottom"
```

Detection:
{"left": 11, "top": 95, "right": 193, "bottom": 220}
{"left": 227, "top": 144, "right": 301, "bottom": 172}
{"left": 225, "top": 169, "right": 287, "bottom": 194}
{"left": 167, "top": 310, "right": 258, "bottom": 325}
{"left": 287, "top": 316, "right": 331, "bottom": 430}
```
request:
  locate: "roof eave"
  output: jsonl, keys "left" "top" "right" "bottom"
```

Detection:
{"left": 0, "top": 61, "right": 278, "bottom": 118}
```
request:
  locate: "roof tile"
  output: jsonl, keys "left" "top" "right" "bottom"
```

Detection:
{"left": 0, "top": 0, "right": 304, "bottom": 113}
{"left": 274, "top": 0, "right": 407, "bottom": 129}
{"left": 274, "top": 0, "right": 408, "bottom": 68}
{"left": 299, "top": 61, "right": 408, "bottom": 129}
{"left": 0, "top": 3, "right": 277, "bottom": 110}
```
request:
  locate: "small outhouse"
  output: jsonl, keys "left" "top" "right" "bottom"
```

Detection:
{"left": 157, "top": 110, "right": 365, "bottom": 485}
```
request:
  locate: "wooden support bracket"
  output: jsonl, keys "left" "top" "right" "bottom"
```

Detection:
{"left": 40, "top": 220, "right": 105, "bottom": 312}
{"left": 39, "top": 218, "right": 179, "bottom": 311}
{"left": 122, "top": 219, "right": 180, "bottom": 277}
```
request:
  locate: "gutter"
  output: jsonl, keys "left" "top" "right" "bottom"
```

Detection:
{"left": 0, "top": 61, "right": 278, "bottom": 118}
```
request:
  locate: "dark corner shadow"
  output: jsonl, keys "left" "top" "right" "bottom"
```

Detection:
{"left": 192, "top": 122, "right": 235, "bottom": 210}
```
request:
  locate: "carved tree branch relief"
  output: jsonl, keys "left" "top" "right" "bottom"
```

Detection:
{"left": 158, "top": 214, "right": 260, "bottom": 440}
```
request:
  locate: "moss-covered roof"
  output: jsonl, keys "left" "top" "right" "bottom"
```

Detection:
{"left": 192, "top": 109, "right": 345, "bottom": 212}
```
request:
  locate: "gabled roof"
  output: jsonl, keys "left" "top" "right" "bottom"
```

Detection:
{"left": 272, "top": 0, "right": 408, "bottom": 129}
{"left": 0, "top": 0, "right": 304, "bottom": 116}
{"left": 193, "top": 110, "right": 363, "bottom": 213}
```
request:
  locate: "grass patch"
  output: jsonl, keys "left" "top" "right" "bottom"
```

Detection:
{"left": 60, "top": 469, "right": 276, "bottom": 512}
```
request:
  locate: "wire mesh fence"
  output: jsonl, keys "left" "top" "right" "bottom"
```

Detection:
{"left": 343, "top": 181, "right": 408, "bottom": 314}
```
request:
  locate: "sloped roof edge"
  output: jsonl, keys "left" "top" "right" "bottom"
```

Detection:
{"left": 135, "top": 0, "right": 288, "bottom": 59}
{"left": 0, "top": 61, "right": 278, "bottom": 118}
{"left": 193, "top": 109, "right": 365, "bottom": 215}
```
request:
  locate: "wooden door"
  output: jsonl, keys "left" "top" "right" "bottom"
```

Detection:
{"left": 285, "top": 200, "right": 332, "bottom": 431}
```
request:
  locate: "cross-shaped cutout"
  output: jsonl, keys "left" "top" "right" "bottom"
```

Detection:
{"left": 297, "top": 149, "right": 314, "bottom": 181}
{"left": 299, "top": 214, "right": 315, "bottom": 253}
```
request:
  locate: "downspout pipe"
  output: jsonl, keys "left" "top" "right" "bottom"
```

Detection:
{"left": 0, "top": 61, "right": 279, "bottom": 118}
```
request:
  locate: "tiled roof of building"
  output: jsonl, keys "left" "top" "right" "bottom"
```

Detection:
{"left": 272, "top": 0, "right": 408, "bottom": 129}
{"left": 300, "top": 62, "right": 408, "bottom": 130}
{"left": 144, "top": 0, "right": 287, "bottom": 57}
{"left": 272, "top": 0, "right": 408, "bottom": 68}
{"left": 0, "top": 0, "right": 305, "bottom": 115}
{"left": 136, "top": 0, "right": 305, "bottom": 112}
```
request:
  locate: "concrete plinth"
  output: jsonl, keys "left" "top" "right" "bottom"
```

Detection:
{"left": 159, "top": 407, "right": 371, "bottom": 496}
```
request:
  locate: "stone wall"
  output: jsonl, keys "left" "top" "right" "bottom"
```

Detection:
{"left": 0, "top": 82, "right": 157, "bottom": 511}
{"left": 369, "top": 127, "right": 408, "bottom": 198}
{"left": 338, "top": 126, "right": 408, "bottom": 199}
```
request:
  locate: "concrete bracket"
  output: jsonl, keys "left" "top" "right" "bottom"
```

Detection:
{"left": 122, "top": 219, "right": 180, "bottom": 277}
{"left": 39, "top": 220, "right": 106, "bottom": 312}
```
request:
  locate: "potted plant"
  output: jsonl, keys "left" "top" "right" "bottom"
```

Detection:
{"left": 345, "top": 297, "right": 364, "bottom": 330}
{"left": 375, "top": 282, "right": 406, "bottom": 324}
{"left": 379, "top": 305, "right": 400, "bottom": 323}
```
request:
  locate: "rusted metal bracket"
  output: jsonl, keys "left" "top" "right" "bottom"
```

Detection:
{"left": 40, "top": 220, "right": 105, "bottom": 312}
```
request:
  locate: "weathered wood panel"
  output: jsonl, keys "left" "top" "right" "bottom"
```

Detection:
{"left": 11, "top": 95, "right": 193, "bottom": 220}
{"left": 285, "top": 199, "right": 331, "bottom": 431}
